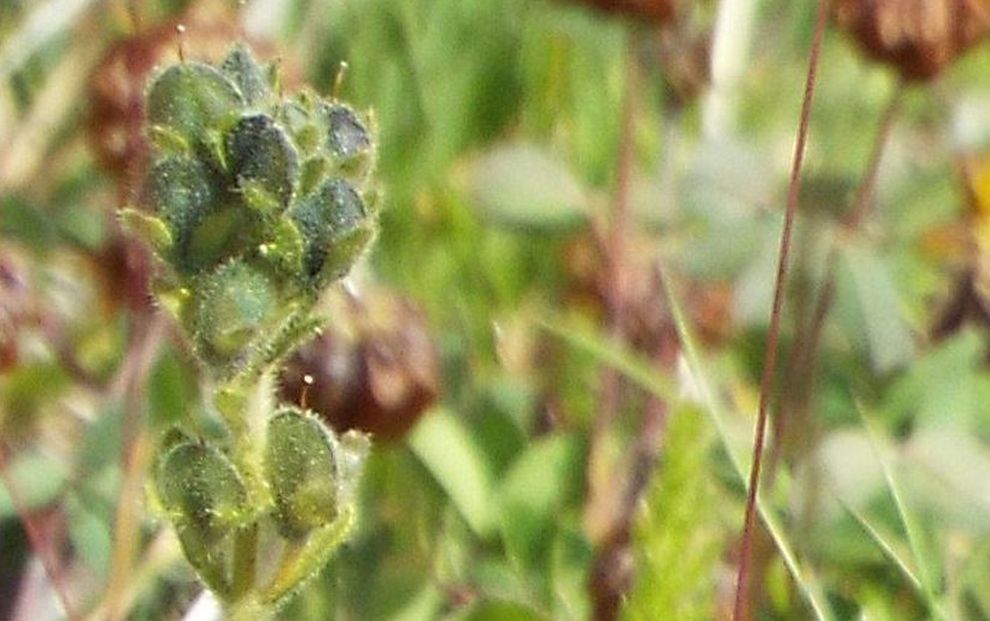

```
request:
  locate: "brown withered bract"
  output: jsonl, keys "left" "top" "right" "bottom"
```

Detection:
{"left": 835, "top": 0, "right": 990, "bottom": 80}
{"left": 279, "top": 291, "right": 440, "bottom": 442}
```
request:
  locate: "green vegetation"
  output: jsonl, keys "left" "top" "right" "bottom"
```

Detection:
{"left": 2, "top": 1, "right": 990, "bottom": 620}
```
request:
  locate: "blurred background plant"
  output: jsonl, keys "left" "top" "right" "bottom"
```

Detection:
{"left": 3, "top": 0, "right": 990, "bottom": 620}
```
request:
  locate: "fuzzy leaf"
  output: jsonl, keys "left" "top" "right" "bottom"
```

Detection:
{"left": 156, "top": 440, "right": 248, "bottom": 596}
{"left": 156, "top": 441, "right": 248, "bottom": 539}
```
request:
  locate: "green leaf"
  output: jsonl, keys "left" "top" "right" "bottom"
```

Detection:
{"left": 384, "top": 583, "right": 443, "bottom": 621}
{"left": 148, "top": 347, "right": 196, "bottom": 428}
{"left": 885, "top": 330, "right": 990, "bottom": 431}
{"left": 119, "top": 208, "right": 172, "bottom": 255}
{"left": 838, "top": 241, "right": 915, "bottom": 373}
{"left": 65, "top": 491, "right": 112, "bottom": 577}
{"left": 799, "top": 429, "right": 885, "bottom": 521}
{"left": 497, "top": 434, "right": 583, "bottom": 568}
{"left": 0, "top": 451, "right": 68, "bottom": 519}
{"left": 905, "top": 427, "right": 990, "bottom": 534}
{"left": 451, "top": 600, "right": 548, "bottom": 621}
{"left": 408, "top": 409, "right": 494, "bottom": 537}
{"left": 77, "top": 407, "right": 123, "bottom": 474}
{"left": 467, "top": 143, "right": 589, "bottom": 233}
{"left": 0, "top": 195, "right": 57, "bottom": 251}
{"left": 550, "top": 526, "right": 592, "bottom": 620}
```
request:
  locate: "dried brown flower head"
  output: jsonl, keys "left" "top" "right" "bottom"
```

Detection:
{"left": 279, "top": 291, "right": 441, "bottom": 442}
{"left": 835, "top": 0, "right": 990, "bottom": 80}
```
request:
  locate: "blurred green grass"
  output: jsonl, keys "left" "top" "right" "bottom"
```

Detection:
{"left": 3, "top": 0, "right": 990, "bottom": 620}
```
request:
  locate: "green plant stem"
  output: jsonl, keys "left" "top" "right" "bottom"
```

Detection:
{"left": 732, "top": 1, "right": 830, "bottom": 620}
{"left": 227, "top": 593, "right": 274, "bottom": 621}
{"left": 214, "top": 372, "right": 278, "bottom": 601}
{"left": 215, "top": 373, "right": 274, "bottom": 509}
{"left": 231, "top": 523, "right": 260, "bottom": 600}
{"left": 263, "top": 506, "right": 357, "bottom": 605}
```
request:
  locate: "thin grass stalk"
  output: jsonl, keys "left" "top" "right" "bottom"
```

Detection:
{"left": 731, "top": 1, "right": 830, "bottom": 619}
{"left": 767, "top": 79, "right": 905, "bottom": 481}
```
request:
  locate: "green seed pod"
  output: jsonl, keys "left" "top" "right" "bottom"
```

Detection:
{"left": 266, "top": 407, "right": 340, "bottom": 538}
{"left": 146, "top": 62, "right": 243, "bottom": 146}
{"left": 191, "top": 260, "right": 280, "bottom": 370}
{"left": 322, "top": 103, "right": 372, "bottom": 161}
{"left": 156, "top": 440, "right": 248, "bottom": 595}
{"left": 143, "top": 156, "right": 221, "bottom": 272}
{"left": 289, "top": 178, "right": 372, "bottom": 285}
{"left": 221, "top": 44, "right": 272, "bottom": 106}
{"left": 184, "top": 205, "right": 248, "bottom": 274}
{"left": 157, "top": 441, "right": 248, "bottom": 537}
{"left": 226, "top": 114, "right": 298, "bottom": 209}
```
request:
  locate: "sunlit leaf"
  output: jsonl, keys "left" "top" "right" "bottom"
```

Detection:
{"left": 466, "top": 143, "right": 589, "bottom": 233}
{"left": 408, "top": 409, "right": 494, "bottom": 537}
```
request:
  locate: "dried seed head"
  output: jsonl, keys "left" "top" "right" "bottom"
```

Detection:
{"left": 835, "top": 0, "right": 990, "bottom": 80}
{"left": 279, "top": 291, "right": 440, "bottom": 442}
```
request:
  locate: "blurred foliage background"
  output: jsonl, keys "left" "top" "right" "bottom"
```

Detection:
{"left": 3, "top": 0, "right": 990, "bottom": 620}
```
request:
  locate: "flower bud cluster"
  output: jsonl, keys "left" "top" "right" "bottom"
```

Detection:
{"left": 126, "top": 44, "right": 378, "bottom": 378}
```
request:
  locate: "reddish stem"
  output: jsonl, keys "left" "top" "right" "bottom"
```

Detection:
{"left": 731, "top": 2, "right": 830, "bottom": 620}
{"left": 768, "top": 79, "right": 904, "bottom": 481}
